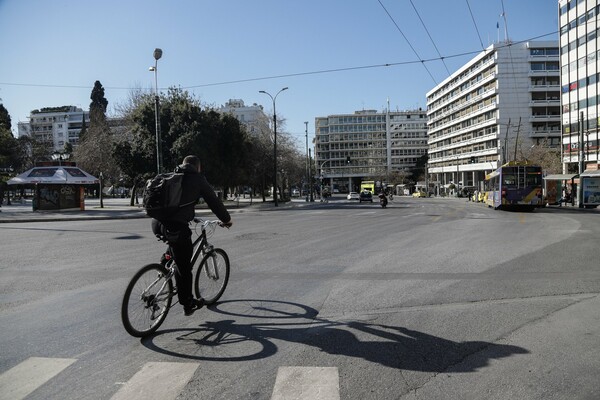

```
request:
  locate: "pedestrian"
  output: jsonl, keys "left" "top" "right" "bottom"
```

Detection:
{"left": 151, "top": 155, "right": 233, "bottom": 316}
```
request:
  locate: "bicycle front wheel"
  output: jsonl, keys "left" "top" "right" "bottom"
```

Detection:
{"left": 121, "top": 263, "right": 173, "bottom": 337}
{"left": 194, "top": 248, "right": 230, "bottom": 305}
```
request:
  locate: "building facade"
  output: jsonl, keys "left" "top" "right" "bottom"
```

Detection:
{"left": 426, "top": 40, "right": 561, "bottom": 191}
{"left": 17, "top": 106, "right": 90, "bottom": 151}
{"left": 314, "top": 109, "right": 428, "bottom": 193}
{"left": 217, "top": 99, "right": 269, "bottom": 136}
{"left": 559, "top": 0, "right": 599, "bottom": 172}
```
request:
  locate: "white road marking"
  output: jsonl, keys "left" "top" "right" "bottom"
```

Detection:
{"left": 271, "top": 366, "right": 340, "bottom": 400}
{"left": 0, "top": 357, "right": 76, "bottom": 400}
{"left": 110, "top": 362, "right": 199, "bottom": 400}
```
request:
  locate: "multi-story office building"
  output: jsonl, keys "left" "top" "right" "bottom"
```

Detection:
{"left": 314, "top": 109, "right": 428, "bottom": 192}
{"left": 18, "top": 106, "right": 90, "bottom": 151}
{"left": 426, "top": 40, "right": 561, "bottom": 191}
{"left": 559, "top": 0, "right": 599, "bottom": 172}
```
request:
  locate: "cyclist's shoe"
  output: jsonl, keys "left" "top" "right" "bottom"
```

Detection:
{"left": 183, "top": 298, "right": 205, "bottom": 316}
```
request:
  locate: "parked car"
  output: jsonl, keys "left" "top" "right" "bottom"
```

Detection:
{"left": 412, "top": 191, "right": 426, "bottom": 198}
{"left": 291, "top": 188, "right": 300, "bottom": 197}
{"left": 359, "top": 190, "right": 373, "bottom": 203}
{"left": 347, "top": 191, "right": 360, "bottom": 200}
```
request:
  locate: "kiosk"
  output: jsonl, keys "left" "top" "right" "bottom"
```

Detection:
{"left": 7, "top": 163, "right": 98, "bottom": 211}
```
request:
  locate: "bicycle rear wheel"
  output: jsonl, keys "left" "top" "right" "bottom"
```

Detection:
{"left": 121, "top": 263, "right": 173, "bottom": 337}
{"left": 194, "top": 248, "right": 230, "bottom": 304}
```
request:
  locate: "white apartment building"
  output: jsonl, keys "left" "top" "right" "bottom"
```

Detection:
{"left": 426, "top": 40, "right": 561, "bottom": 190}
{"left": 217, "top": 99, "right": 269, "bottom": 135}
{"left": 559, "top": 0, "right": 599, "bottom": 172}
{"left": 314, "top": 109, "right": 428, "bottom": 192}
{"left": 17, "top": 106, "right": 89, "bottom": 151}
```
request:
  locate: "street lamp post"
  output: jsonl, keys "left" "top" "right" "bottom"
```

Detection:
{"left": 259, "top": 87, "right": 288, "bottom": 207}
{"left": 149, "top": 48, "right": 163, "bottom": 174}
{"left": 305, "top": 121, "right": 310, "bottom": 202}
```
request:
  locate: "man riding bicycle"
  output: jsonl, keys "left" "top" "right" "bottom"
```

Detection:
{"left": 151, "top": 155, "right": 232, "bottom": 315}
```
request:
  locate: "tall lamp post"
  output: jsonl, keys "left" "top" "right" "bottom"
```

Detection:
{"left": 149, "top": 48, "right": 163, "bottom": 174}
{"left": 259, "top": 87, "right": 288, "bottom": 206}
{"left": 304, "top": 121, "right": 310, "bottom": 202}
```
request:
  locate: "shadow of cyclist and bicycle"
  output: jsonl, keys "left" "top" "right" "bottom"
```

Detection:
{"left": 141, "top": 299, "right": 527, "bottom": 372}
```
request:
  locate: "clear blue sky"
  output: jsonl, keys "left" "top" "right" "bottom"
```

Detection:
{"left": 0, "top": 0, "right": 558, "bottom": 148}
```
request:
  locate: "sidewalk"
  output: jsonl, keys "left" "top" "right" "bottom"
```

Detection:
{"left": 0, "top": 196, "right": 313, "bottom": 223}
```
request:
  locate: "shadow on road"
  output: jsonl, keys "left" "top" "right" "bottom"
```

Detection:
{"left": 142, "top": 299, "right": 528, "bottom": 372}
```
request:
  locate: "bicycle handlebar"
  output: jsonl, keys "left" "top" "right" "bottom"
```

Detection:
{"left": 192, "top": 218, "right": 231, "bottom": 229}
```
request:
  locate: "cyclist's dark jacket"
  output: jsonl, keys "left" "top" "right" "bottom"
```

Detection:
{"left": 167, "top": 163, "right": 230, "bottom": 226}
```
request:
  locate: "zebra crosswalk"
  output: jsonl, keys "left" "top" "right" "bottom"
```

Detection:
{"left": 0, "top": 357, "right": 341, "bottom": 400}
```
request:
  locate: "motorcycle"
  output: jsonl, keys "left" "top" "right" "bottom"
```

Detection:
{"left": 378, "top": 193, "right": 388, "bottom": 208}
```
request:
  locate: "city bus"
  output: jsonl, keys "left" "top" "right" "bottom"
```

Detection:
{"left": 484, "top": 162, "right": 543, "bottom": 211}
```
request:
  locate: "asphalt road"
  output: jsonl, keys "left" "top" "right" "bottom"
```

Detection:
{"left": 1, "top": 197, "right": 599, "bottom": 399}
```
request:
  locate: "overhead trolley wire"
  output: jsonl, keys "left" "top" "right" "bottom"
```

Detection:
{"left": 465, "top": 0, "right": 486, "bottom": 51}
{"left": 0, "top": 30, "right": 558, "bottom": 91}
{"left": 408, "top": 0, "right": 451, "bottom": 76}
{"left": 376, "top": 0, "right": 438, "bottom": 85}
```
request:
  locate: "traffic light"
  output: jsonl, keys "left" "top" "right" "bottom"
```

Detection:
{"left": 346, "top": 156, "right": 351, "bottom": 164}
{"left": 470, "top": 156, "right": 476, "bottom": 164}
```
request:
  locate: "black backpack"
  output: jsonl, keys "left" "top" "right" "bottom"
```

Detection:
{"left": 142, "top": 172, "right": 186, "bottom": 221}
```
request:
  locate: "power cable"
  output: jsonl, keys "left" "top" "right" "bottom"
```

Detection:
{"left": 465, "top": 0, "right": 485, "bottom": 50}
{"left": 376, "top": 0, "right": 437, "bottom": 85}
{"left": 408, "top": 0, "right": 450, "bottom": 76}
{"left": 0, "top": 30, "right": 558, "bottom": 91}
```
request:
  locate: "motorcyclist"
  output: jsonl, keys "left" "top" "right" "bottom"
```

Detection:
{"left": 378, "top": 191, "right": 388, "bottom": 208}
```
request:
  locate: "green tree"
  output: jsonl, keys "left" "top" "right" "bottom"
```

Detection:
{"left": 73, "top": 81, "right": 119, "bottom": 182}
{"left": 0, "top": 104, "right": 11, "bottom": 131}
{"left": 90, "top": 80, "right": 108, "bottom": 120}
{"left": 0, "top": 104, "right": 21, "bottom": 174}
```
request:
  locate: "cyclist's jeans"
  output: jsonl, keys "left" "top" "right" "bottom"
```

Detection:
{"left": 168, "top": 230, "right": 194, "bottom": 308}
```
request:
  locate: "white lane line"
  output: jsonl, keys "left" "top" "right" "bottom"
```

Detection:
{"left": 0, "top": 357, "right": 76, "bottom": 400}
{"left": 110, "top": 362, "right": 199, "bottom": 400}
{"left": 271, "top": 367, "right": 340, "bottom": 400}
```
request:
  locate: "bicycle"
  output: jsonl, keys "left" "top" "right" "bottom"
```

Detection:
{"left": 121, "top": 218, "right": 230, "bottom": 337}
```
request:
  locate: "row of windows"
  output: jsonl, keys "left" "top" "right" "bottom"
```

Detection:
{"left": 563, "top": 115, "right": 600, "bottom": 134}
{"left": 531, "top": 106, "right": 561, "bottom": 116}
{"left": 391, "top": 131, "right": 427, "bottom": 139}
{"left": 391, "top": 140, "right": 427, "bottom": 147}
{"left": 561, "top": 71, "right": 599, "bottom": 93}
{"left": 562, "top": 94, "right": 600, "bottom": 114}
{"left": 427, "top": 53, "right": 496, "bottom": 103}
{"left": 427, "top": 64, "right": 496, "bottom": 111}
{"left": 428, "top": 83, "right": 496, "bottom": 127}
{"left": 563, "top": 48, "right": 599, "bottom": 76}
{"left": 531, "top": 92, "right": 560, "bottom": 101}
{"left": 530, "top": 48, "right": 560, "bottom": 56}
{"left": 429, "top": 108, "right": 497, "bottom": 140}
{"left": 560, "top": 0, "right": 588, "bottom": 15}
{"left": 327, "top": 124, "right": 387, "bottom": 133}
{"left": 390, "top": 122, "right": 427, "bottom": 129}
{"left": 326, "top": 115, "right": 385, "bottom": 124}
{"left": 429, "top": 155, "right": 498, "bottom": 167}
{"left": 328, "top": 132, "right": 387, "bottom": 141}
{"left": 532, "top": 122, "right": 561, "bottom": 132}
{"left": 328, "top": 142, "right": 386, "bottom": 150}
{"left": 430, "top": 125, "right": 498, "bottom": 149}
{"left": 532, "top": 76, "right": 560, "bottom": 86}
{"left": 530, "top": 61, "right": 560, "bottom": 71}
{"left": 391, "top": 148, "right": 427, "bottom": 156}
{"left": 430, "top": 139, "right": 498, "bottom": 159}
{"left": 560, "top": 27, "right": 599, "bottom": 55}
{"left": 560, "top": 2, "right": 598, "bottom": 29}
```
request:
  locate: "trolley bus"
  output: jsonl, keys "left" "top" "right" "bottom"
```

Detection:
{"left": 484, "top": 162, "right": 543, "bottom": 211}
